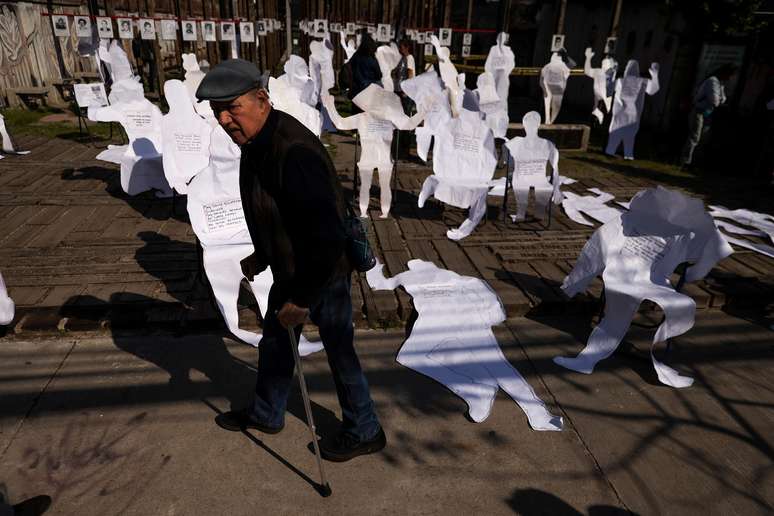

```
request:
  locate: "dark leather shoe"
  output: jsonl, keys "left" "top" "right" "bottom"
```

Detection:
{"left": 319, "top": 428, "right": 386, "bottom": 462}
{"left": 215, "top": 409, "right": 283, "bottom": 434}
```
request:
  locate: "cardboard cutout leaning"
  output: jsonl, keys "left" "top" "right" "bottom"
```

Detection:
{"left": 555, "top": 187, "right": 733, "bottom": 388}
{"left": 504, "top": 111, "right": 561, "bottom": 221}
{"left": 161, "top": 80, "right": 322, "bottom": 354}
{"left": 367, "top": 260, "right": 563, "bottom": 431}
{"left": 322, "top": 84, "right": 427, "bottom": 218}
{"left": 606, "top": 60, "right": 659, "bottom": 159}
{"left": 418, "top": 109, "right": 497, "bottom": 240}
{"left": 540, "top": 54, "right": 570, "bottom": 124}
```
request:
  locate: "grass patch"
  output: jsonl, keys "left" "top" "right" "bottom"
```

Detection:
{"left": 3, "top": 107, "right": 117, "bottom": 140}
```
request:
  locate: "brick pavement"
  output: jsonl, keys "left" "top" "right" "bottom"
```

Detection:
{"left": 0, "top": 132, "right": 772, "bottom": 335}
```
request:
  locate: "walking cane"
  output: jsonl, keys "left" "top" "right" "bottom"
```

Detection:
{"left": 287, "top": 324, "right": 333, "bottom": 497}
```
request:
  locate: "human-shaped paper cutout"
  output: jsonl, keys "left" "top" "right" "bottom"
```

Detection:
{"left": 714, "top": 221, "right": 774, "bottom": 258}
{"left": 430, "top": 35, "right": 462, "bottom": 116}
{"left": 561, "top": 188, "right": 624, "bottom": 226}
{"left": 181, "top": 54, "right": 215, "bottom": 119}
{"left": 540, "top": 53, "right": 571, "bottom": 125}
{"left": 322, "top": 84, "right": 427, "bottom": 218}
{"left": 555, "top": 187, "right": 733, "bottom": 388}
{"left": 376, "top": 43, "right": 402, "bottom": 93}
{"left": 367, "top": 260, "right": 563, "bottom": 431}
{"left": 504, "top": 111, "right": 561, "bottom": 221}
{"left": 340, "top": 32, "right": 357, "bottom": 63}
{"left": 161, "top": 80, "right": 213, "bottom": 194}
{"left": 708, "top": 206, "right": 774, "bottom": 244}
{"left": 0, "top": 272, "right": 14, "bottom": 326}
{"left": 0, "top": 114, "right": 30, "bottom": 156}
{"left": 605, "top": 60, "right": 659, "bottom": 160}
{"left": 269, "top": 55, "right": 322, "bottom": 136}
{"left": 275, "top": 55, "right": 317, "bottom": 108}
{"left": 400, "top": 69, "right": 452, "bottom": 161}
{"left": 475, "top": 72, "right": 508, "bottom": 139}
{"left": 418, "top": 109, "right": 497, "bottom": 240}
{"left": 583, "top": 47, "right": 617, "bottom": 124}
{"left": 309, "top": 36, "right": 336, "bottom": 97}
{"left": 484, "top": 32, "right": 515, "bottom": 127}
{"left": 106, "top": 41, "right": 145, "bottom": 105}
{"left": 162, "top": 82, "right": 322, "bottom": 354}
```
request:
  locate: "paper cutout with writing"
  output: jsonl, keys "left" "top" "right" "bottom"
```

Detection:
{"left": 606, "top": 60, "right": 659, "bottom": 159}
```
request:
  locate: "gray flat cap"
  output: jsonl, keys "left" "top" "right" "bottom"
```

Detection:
{"left": 195, "top": 58, "right": 264, "bottom": 102}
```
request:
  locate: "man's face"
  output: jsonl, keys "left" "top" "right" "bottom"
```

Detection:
{"left": 211, "top": 89, "right": 271, "bottom": 146}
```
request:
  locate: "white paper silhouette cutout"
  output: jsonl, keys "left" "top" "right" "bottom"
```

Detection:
{"left": 606, "top": 60, "right": 660, "bottom": 159}
{"left": 376, "top": 43, "right": 401, "bottom": 92}
{"left": 708, "top": 206, "right": 774, "bottom": 244}
{"left": 0, "top": 114, "right": 30, "bottom": 156}
{"left": 275, "top": 55, "right": 317, "bottom": 107}
{"left": 714, "top": 221, "right": 774, "bottom": 258}
{"left": 269, "top": 55, "right": 322, "bottom": 136}
{"left": 504, "top": 111, "right": 561, "bottom": 221}
{"left": 583, "top": 47, "right": 616, "bottom": 123}
{"left": 400, "top": 69, "right": 452, "bottom": 161}
{"left": 418, "top": 109, "right": 497, "bottom": 240}
{"left": 105, "top": 41, "right": 145, "bottom": 105}
{"left": 561, "top": 188, "right": 624, "bottom": 226}
{"left": 367, "top": 260, "right": 563, "bottom": 431}
{"left": 162, "top": 82, "right": 321, "bottom": 354}
{"left": 475, "top": 72, "right": 508, "bottom": 140}
{"left": 555, "top": 187, "right": 733, "bottom": 388}
{"left": 309, "top": 36, "right": 336, "bottom": 98}
{"left": 540, "top": 54, "right": 571, "bottom": 125}
{"left": 90, "top": 98, "right": 172, "bottom": 197}
{"left": 430, "top": 36, "right": 462, "bottom": 116}
{"left": 340, "top": 32, "right": 357, "bottom": 63}
{"left": 322, "top": 84, "right": 426, "bottom": 218}
{"left": 484, "top": 32, "right": 515, "bottom": 129}
{"left": 0, "top": 272, "right": 14, "bottom": 326}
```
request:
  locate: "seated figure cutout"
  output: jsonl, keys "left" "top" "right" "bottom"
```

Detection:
{"left": 504, "top": 111, "right": 561, "bottom": 221}
{"left": 322, "top": 84, "right": 427, "bottom": 218}
{"left": 555, "top": 187, "right": 733, "bottom": 388}
{"left": 417, "top": 108, "right": 497, "bottom": 240}
{"left": 367, "top": 259, "right": 563, "bottom": 431}
{"left": 606, "top": 59, "right": 659, "bottom": 160}
{"left": 540, "top": 53, "right": 571, "bottom": 125}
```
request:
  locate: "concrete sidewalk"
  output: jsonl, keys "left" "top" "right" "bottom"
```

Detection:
{"left": 1, "top": 311, "right": 772, "bottom": 515}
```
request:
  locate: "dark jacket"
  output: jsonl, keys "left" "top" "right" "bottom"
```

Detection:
{"left": 239, "top": 108, "right": 351, "bottom": 308}
{"left": 349, "top": 54, "right": 382, "bottom": 99}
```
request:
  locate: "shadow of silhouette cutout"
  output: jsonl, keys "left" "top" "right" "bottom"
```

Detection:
{"left": 506, "top": 488, "right": 636, "bottom": 515}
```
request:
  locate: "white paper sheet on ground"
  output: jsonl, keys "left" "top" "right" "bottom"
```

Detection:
{"left": 561, "top": 188, "right": 623, "bottom": 226}
{"left": 367, "top": 260, "right": 562, "bottom": 431}
{"left": 323, "top": 85, "right": 426, "bottom": 217}
{"left": 400, "top": 69, "right": 451, "bottom": 161}
{"left": 484, "top": 33, "right": 515, "bottom": 124}
{"left": 376, "top": 44, "right": 401, "bottom": 93}
{"left": 418, "top": 109, "right": 497, "bottom": 240}
{"left": 606, "top": 60, "right": 659, "bottom": 159}
{"left": 161, "top": 80, "right": 213, "bottom": 194}
{"left": 540, "top": 54, "right": 571, "bottom": 125}
{"left": 0, "top": 114, "right": 30, "bottom": 155}
{"left": 0, "top": 272, "right": 14, "bottom": 326}
{"left": 504, "top": 111, "right": 560, "bottom": 221}
{"left": 475, "top": 72, "right": 508, "bottom": 139}
{"left": 340, "top": 32, "right": 357, "bottom": 63}
{"left": 715, "top": 221, "right": 774, "bottom": 258}
{"left": 708, "top": 206, "right": 774, "bottom": 244}
{"left": 90, "top": 99, "right": 172, "bottom": 197}
{"left": 583, "top": 48, "right": 615, "bottom": 123}
{"left": 269, "top": 77, "right": 322, "bottom": 137}
{"left": 555, "top": 187, "right": 733, "bottom": 388}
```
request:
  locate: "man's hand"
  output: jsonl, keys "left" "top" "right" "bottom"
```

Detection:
{"left": 277, "top": 301, "right": 309, "bottom": 328}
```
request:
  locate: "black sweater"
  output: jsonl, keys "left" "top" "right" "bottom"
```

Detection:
{"left": 239, "top": 108, "right": 351, "bottom": 308}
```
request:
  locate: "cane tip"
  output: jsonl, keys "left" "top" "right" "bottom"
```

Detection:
{"left": 319, "top": 483, "right": 332, "bottom": 497}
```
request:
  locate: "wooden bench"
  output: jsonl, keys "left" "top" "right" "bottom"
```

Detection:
{"left": 506, "top": 123, "right": 590, "bottom": 151}
{"left": 9, "top": 87, "right": 50, "bottom": 109}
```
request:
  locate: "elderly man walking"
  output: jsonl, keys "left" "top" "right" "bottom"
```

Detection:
{"left": 196, "top": 59, "right": 385, "bottom": 462}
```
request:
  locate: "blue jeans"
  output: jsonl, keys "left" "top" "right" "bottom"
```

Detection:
{"left": 251, "top": 274, "right": 381, "bottom": 441}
